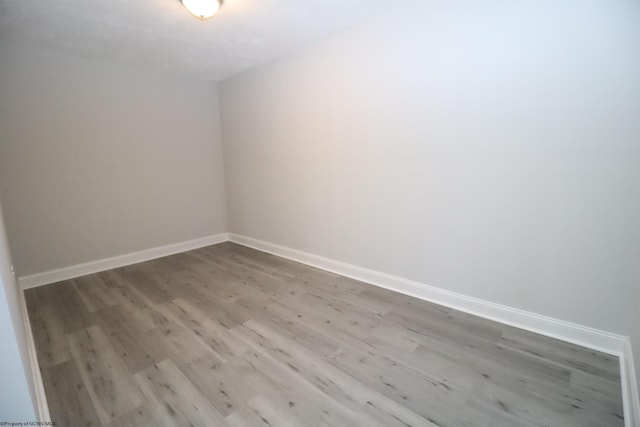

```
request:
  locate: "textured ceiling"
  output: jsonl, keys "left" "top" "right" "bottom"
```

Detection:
{"left": 0, "top": 0, "right": 393, "bottom": 80}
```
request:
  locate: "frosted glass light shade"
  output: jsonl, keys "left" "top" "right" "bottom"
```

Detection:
{"left": 182, "top": 0, "right": 221, "bottom": 19}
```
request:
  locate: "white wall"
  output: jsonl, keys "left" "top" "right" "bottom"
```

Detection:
{"left": 0, "top": 45, "right": 228, "bottom": 277}
{"left": 0, "top": 200, "right": 36, "bottom": 419}
{"left": 220, "top": 0, "right": 640, "bottom": 336}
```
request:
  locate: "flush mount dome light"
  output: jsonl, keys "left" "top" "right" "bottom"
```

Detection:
{"left": 182, "top": 0, "right": 221, "bottom": 20}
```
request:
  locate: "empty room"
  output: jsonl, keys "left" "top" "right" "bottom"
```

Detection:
{"left": 0, "top": 0, "right": 639, "bottom": 426}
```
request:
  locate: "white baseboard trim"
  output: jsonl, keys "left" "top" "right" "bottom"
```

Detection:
{"left": 229, "top": 233, "right": 627, "bottom": 356}
{"left": 19, "top": 233, "right": 230, "bottom": 289}
{"left": 622, "top": 339, "right": 640, "bottom": 427}
{"left": 229, "top": 233, "right": 639, "bottom": 424}
{"left": 18, "top": 286, "right": 50, "bottom": 421}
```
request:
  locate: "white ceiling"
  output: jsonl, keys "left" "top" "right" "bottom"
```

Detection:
{"left": 0, "top": 0, "right": 393, "bottom": 81}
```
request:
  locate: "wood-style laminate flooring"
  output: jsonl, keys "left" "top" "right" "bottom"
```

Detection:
{"left": 26, "top": 242, "right": 624, "bottom": 426}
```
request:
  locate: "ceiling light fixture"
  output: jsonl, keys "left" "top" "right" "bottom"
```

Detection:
{"left": 181, "top": 0, "right": 221, "bottom": 20}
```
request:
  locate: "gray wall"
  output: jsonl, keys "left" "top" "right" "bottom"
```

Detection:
{"left": 220, "top": 0, "right": 640, "bottom": 335}
{"left": 0, "top": 199, "right": 36, "bottom": 419}
{"left": 0, "top": 45, "right": 228, "bottom": 277}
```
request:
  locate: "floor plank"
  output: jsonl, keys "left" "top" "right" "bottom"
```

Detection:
{"left": 67, "top": 325, "right": 145, "bottom": 424}
{"left": 41, "top": 361, "right": 102, "bottom": 427}
{"left": 135, "top": 359, "right": 227, "bottom": 426}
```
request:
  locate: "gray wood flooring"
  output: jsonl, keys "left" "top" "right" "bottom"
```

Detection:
{"left": 25, "top": 242, "right": 624, "bottom": 426}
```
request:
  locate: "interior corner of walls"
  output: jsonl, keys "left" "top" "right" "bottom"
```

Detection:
{"left": 0, "top": 51, "right": 230, "bottom": 284}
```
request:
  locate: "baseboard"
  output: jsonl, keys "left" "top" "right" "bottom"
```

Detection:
{"left": 229, "top": 233, "right": 640, "bottom": 423}
{"left": 228, "top": 233, "right": 627, "bottom": 356}
{"left": 19, "top": 233, "right": 230, "bottom": 289}
{"left": 18, "top": 286, "right": 50, "bottom": 421}
{"left": 622, "top": 339, "right": 640, "bottom": 427}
